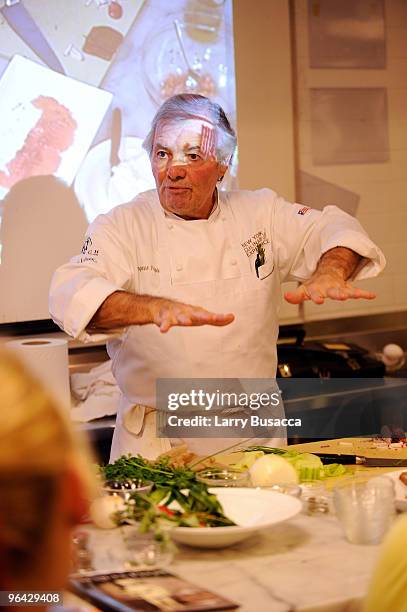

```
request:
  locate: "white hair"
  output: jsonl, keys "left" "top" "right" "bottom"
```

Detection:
{"left": 143, "top": 94, "right": 237, "bottom": 165}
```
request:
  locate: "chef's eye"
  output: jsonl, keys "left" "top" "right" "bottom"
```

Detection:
{"left": 187, "top": 153, "right": 201, "bottom": 161}
{"left": 156, "top": 150, "right": 168, "bottom": 159}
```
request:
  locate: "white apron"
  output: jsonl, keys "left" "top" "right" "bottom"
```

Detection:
{"left": 110, "top": 194, "right": 286, "bottom": 460}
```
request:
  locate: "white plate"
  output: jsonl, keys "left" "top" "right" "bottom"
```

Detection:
{"left": 385, "top": 470, "right": 407, "bottom": 511}
{"left": 170, "top": 487, "right": 302, "bottom": 549}
{"left": 74, "top": 136, "right": 156, "bottom": 223}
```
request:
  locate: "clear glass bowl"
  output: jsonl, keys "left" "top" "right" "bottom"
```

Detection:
{"left": 141, "top": 14, "right": 232, "bottom": 107}
{"left": 196, "top": 467, "right": 250, "bottom": 487}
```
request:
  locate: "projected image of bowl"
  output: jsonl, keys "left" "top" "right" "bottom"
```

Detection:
{"left": 141, "top": 14, "right": 231, "bottom": 107}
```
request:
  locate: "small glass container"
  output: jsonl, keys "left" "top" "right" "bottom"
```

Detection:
{"left": 71, "top": 530, "right": 94, "bottom": 573}
{"left": 103, "top": 479, "right": 153, "bottom": 500}
{"left": 300, "top": 481, "right": 330, "bottom": 515}
{"left": 260, "top": 483, "right": 302, "bottom": 498}
{"left": 196, "top": 467, "right": 250, "bottom": 487}
{"left": 120, "top": 527, "right": 174, "bottom": 570}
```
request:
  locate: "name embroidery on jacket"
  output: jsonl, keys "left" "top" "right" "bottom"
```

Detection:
{"left": 137, "top": 265, "right": 160, "bottom": 273}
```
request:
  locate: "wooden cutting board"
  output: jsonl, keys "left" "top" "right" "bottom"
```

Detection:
{"left": 207, "top": 439, "right": 407, "bottom": 488}
{"left": 289, "top": 437, "right": 407, "bottom": 459}
{"left": 198, "top": 438, "right": 407, "bottom": 467}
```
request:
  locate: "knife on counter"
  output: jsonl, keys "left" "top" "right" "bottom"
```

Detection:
{"left": 312, "top": 452, "right": 407, "bottom": 467}
{"left": 357, "top": 456, "right": 407, "bottom": 468}
{"left": 1, "top": 0, "right": 65, "bottom": 74}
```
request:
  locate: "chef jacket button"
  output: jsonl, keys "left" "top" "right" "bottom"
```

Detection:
{"left": 231, "top": 259, "right": 237, "bottom": 265}
{"left": 176, "top": 264, "right": 183, "bottom": 271}
{"left": 167, "top": 223, "right": 173, "bottom": 229}
{"left": 221, "top": 217, "right": 226, "bottom": 222}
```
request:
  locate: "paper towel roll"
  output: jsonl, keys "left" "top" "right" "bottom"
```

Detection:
{"left": 6, "top": 338, "right": 70, "bottom": 408}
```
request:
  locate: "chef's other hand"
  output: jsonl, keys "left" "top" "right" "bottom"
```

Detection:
{"left": 284, "top": 246, "right": 376, "bottom": 305}
{"left": 284, "top": 272, "right": 376, "bottom": 305}
{"left": 152, "top": 299, "right": 235, "bottom": 333}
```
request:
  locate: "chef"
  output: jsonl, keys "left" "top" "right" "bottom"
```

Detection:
{"left": 49, "top": 94, "right": 385, "bottom": 460}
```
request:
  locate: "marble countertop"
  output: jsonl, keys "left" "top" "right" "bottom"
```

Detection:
{"left": 85, "top": 509, "right": 383, "bottom": 612}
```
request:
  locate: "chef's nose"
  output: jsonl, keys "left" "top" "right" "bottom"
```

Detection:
{"left": 167, "top": 162, "right": 187, "bottom": 180}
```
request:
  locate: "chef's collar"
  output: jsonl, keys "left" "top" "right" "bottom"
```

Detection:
{"left": 163, "top": 189, "right": 220, "bottom": 222}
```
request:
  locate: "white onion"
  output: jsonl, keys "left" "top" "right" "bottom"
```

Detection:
{"left": 249, "top": 455, "right": 299, "bottom": 487}
{"left": 90, "top": 494, "right": 125, "bottom": 529}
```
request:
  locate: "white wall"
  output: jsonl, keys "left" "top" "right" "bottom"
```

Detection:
{"left": 233, "top": 0, "right": 301, "bottom": 324}
{"left": 293, "top": 0, "right": 407, "bottom": 323}
{"left": 233, "top": 0, "right": 296, "bottom": 198}
{"left": 234, "top": 0, "right": 407, "bottom": 325}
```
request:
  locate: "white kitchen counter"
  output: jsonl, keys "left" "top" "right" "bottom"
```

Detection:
{"left": 85, "top": 510, "right": 382, "bottom": 612}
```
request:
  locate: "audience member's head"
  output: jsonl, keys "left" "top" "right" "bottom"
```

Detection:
{"left": 0, "top": 348, "right": 96, "bottom": 596}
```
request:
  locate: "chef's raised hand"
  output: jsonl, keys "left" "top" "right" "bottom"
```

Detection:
{"left": 87, "top": 292, "right": 235, "bottom": 334}
{"left": 152, "top": 299, "right": 235, "bottom": 333}
{"left": 284, "top": 247, "right": 376, "bottom": 305}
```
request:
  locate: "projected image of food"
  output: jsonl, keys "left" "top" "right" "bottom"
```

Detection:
{"left": 0, "top": 0, "right": 236, "bottom": 324}
{"left": 0, "top": 55, "right": 112, "bottom": 201}
{"left": 0, "top": 96, "right": 77, "bottom": 190}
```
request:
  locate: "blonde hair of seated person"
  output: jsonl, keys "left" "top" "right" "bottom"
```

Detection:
{"left": 0, "top": 349, "right": 97, "bottom": 607}
{"left": 364, "top": 512, "right": 407, "bottom": 612}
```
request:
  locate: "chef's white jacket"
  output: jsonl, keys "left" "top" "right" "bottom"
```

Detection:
{"left": 49, "top": 188, "right": 385, "bottom": 457}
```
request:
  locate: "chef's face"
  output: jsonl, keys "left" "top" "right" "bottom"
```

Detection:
{"left": 151, "top": 119, "right": 227, "bottom": 219}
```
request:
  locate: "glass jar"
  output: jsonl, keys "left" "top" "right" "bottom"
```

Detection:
{"left": 184, "top": 0, "right": 226, "bottom": 43}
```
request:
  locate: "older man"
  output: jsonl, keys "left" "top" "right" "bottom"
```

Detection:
{"left": 50, "top": 94, "right": 385, "bottom": 460}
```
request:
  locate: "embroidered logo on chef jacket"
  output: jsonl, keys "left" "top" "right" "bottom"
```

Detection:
{"left": 241, "top": 231, "right": 274, "bottom": 280}
{"left": 79, "top": 236, "right": 99, "bottom": 263}
{"left": 81, "top": 236, "right": 92, "bottom": 254}
{"left": 255, "top": 243, "right": 266, "bottom": 278}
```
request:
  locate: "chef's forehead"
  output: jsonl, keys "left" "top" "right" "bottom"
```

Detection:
{"left": 153, "top": 118, "right": 215, "bottom": 145}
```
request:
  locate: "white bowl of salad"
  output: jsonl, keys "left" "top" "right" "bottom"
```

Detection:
{"left": 169, "top": 486, "right": 302, "bottom": 548}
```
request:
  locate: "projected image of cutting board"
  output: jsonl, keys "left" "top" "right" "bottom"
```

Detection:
{"left": 0, "top": 55, "right": 113, "bottom": 198}
{"left": 0, "top": 0, "right": 145, "bottom": 86}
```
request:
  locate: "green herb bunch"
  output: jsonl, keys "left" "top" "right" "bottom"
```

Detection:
{"left": 101, "top": 454, "right": 235, "bottom": 538}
